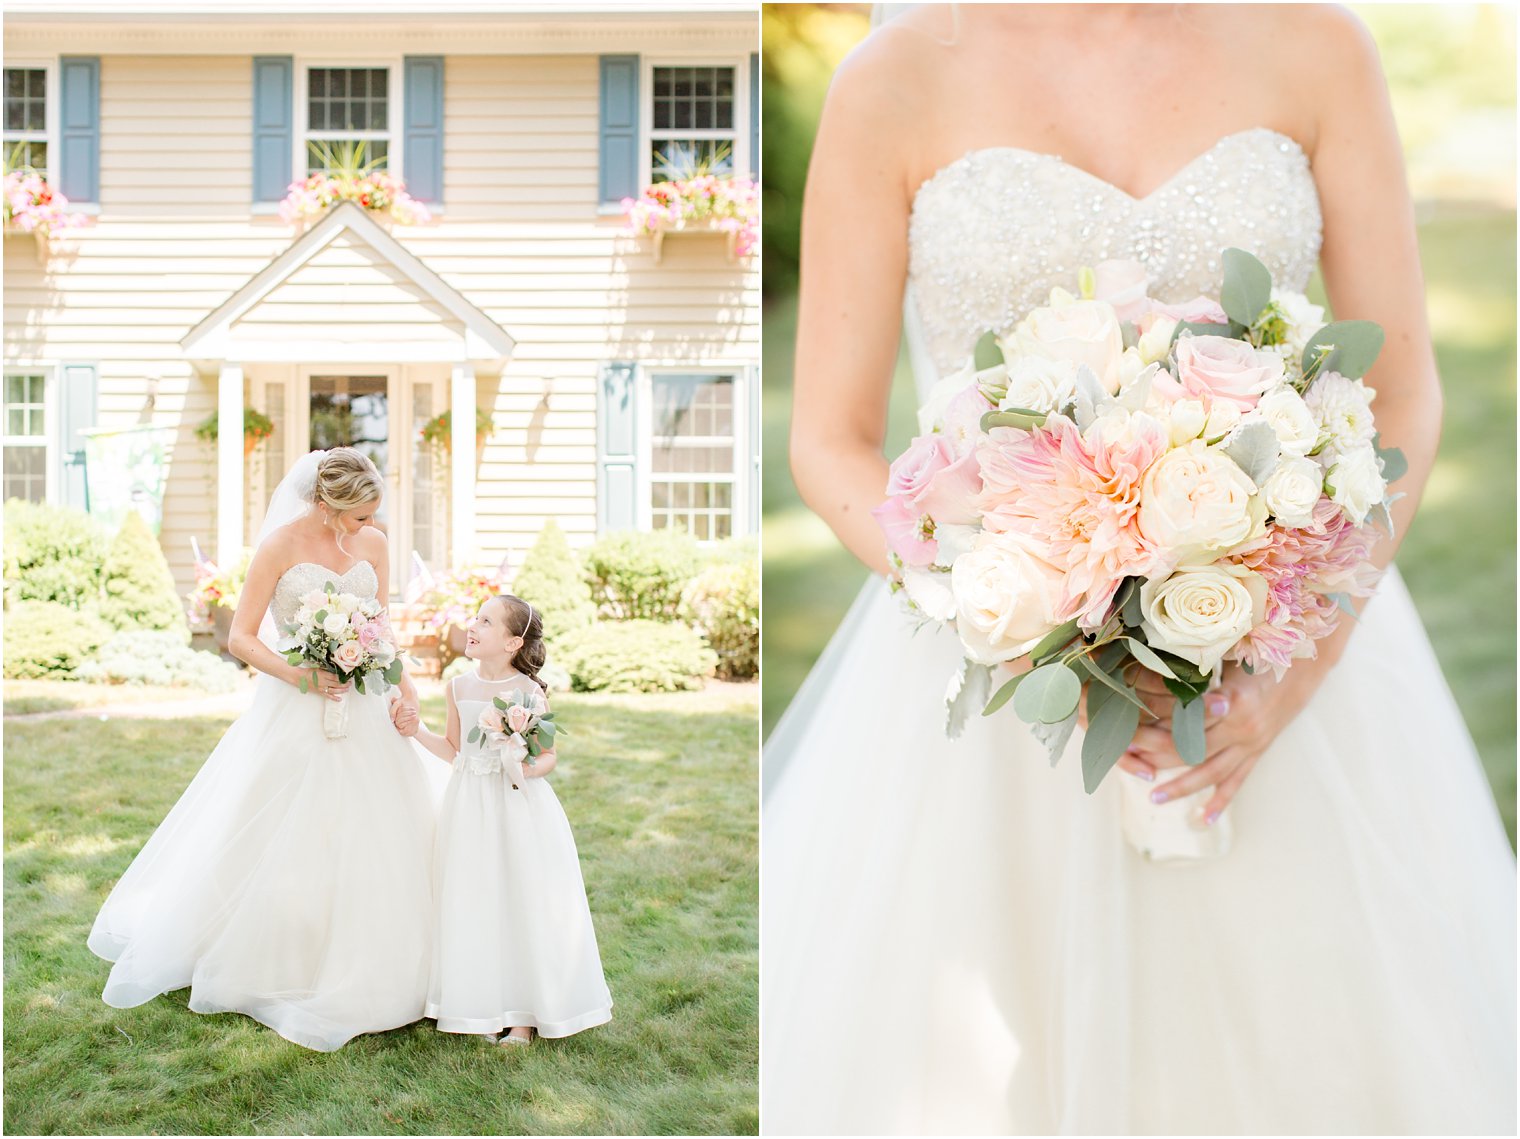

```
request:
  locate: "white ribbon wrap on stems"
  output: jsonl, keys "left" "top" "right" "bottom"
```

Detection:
{"left": 1119, "top": 772, "right": 1233, "bottom": 862}
{"left": 322, "top": 691, "right": 350, "bottom": 740}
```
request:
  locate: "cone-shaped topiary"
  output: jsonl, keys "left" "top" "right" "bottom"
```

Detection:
{"left": 511, "top": 519, "right": 596, "bottom": 641}
{"left": 99, "top": 511, "right": 190, "bottom": 640}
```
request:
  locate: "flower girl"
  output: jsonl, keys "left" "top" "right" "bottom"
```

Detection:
{"left": 401, "top": 594, "right": 612, "bottom": 1044}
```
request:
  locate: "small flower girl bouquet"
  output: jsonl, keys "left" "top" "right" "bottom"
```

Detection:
{"left": 876, "top": 248, "right": 1404, "bottom": 859}
{"left": 466, "top": 687, "right": 565, "bottom": 789}
{"left": 277, "top": 581, "right": 402, "bottom": 739}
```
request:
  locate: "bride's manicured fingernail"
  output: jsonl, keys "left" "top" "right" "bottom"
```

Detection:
{"left": 1150, "top": 788, "right": 1171, "bottom": 804}
{"left": 1207, "top": 695, "right": 1229, "bottom": 715}
{"left": 1205, "top": 810, "right": 1221, "bottom": 826}
{"left": 1133, "top": 767, "right": 1154, "bottom": 783}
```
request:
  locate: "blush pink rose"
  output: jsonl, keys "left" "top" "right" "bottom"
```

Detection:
{"left": 478, "top": 706, "right": 506, "bottom": 734}
{"left": 332, "top": 640, "right": 365, "bottom": 670}
{"left": 357, "top": 622, "right": 380, "bottom": 647}
{"left": 505, "top": 704, "right": 533, "bottom": 734}
{"left": 872, "top": 496, "right": 937, "bottom": 567}
{"left": 1153, "top": 296, "right": 1230, "bottom": 325}
{"left": 1093, "top": 259, "right": 1151, "bottom": 323}
{"left": 1157, "top": 334, "right": 1284, "bottom": 411}
{"left": 885, "top": 433, "right": 983, "bottom": 525}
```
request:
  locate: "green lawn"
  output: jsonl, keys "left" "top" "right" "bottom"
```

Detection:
{"left": 4, "top": 683, "right": 759, "bottom": 1136}
{"left": 761, "top": 204, "right": 1517, "bottom": 847}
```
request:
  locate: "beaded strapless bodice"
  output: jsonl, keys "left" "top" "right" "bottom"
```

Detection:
{"left": 270, "top": 561, "right": 378, "bottom": 628}
{"left": 906, "top": 128, "right": 1323, "bottom": 378}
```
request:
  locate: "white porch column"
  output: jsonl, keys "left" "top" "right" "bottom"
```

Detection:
{"left": 450, "top": 363, "right": 477, "bottom": 568}
{"left": 217, "top": 363, "right": 245, "bottom": 566}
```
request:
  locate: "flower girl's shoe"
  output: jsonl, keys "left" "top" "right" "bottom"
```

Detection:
{"left": 499, "top": 1026, "right": 535, "bottom": 1046}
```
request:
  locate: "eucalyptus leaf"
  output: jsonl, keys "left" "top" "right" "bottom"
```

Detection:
{"left": 1163, "top": 673, "right": 1209, "bottom": 703}
{"left": 982, "top": 669, "right": 1029, "bottom": 718}
{"left": 1031, "top": 710, "right": 1078, "bottom": 767}
{"left": 980, "top": 409, "right": 1048, "bottom": 432}
{"left": 1368, "top": 500, "right": 1397, "bottom": 538}
{"left": 1376, "top": 443, "right": 1408, "bottom": 484}
{"left": 1121, "top": 637, "right": 1179, "bottom": 680}
{"left": 467, "top": 727, "right": 480, "bottom": 744}
{"left": 1220, "top": 247, "right": 1273, "bottom": 327}
{"left": 1073, "top": 654, "right": 1146, "bottom": 710}
{"left": 1171, "top": 693, "right": 1207, "bottom": 766}
{"left": 1170, "top": 319, "right": 1247, "bottom": 346}
{"left": 973, "top": 329, "right": 1003, "bottom": 372}
{"left": 1299, "top": 320, "right": 1384, "bottom": 379}
{"left": 1122, "top": 583, "right": 1146, "bottom": 628}
{"left": 1221, "top": 419, "right": 1282, "bottom": 487}
{"left": 1086, "top": 671, "right": 1117, "bottom": 725}
{"left": 946, "top": 658, "right": 994, "bottom": 738}
{"left": 1028, "top": 618, "right": 1081, "bottom": 665}
{"left": 1082, "top": 691, "right": 1141, "bottom": 793}
{"left": 1013, "top": 662, "right": 1082, "bottom": 725}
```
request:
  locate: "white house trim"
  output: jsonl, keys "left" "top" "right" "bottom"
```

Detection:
{"left": 293, "top": 56, "right": 403, "bottom": 187}
{"left": 640, "top": 52, "right": 751, "bottom": 189}
{"left": 180, "top": 200, "right": 516, "bottom": 366}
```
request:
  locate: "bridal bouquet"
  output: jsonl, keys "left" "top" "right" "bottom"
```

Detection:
{"left": 466, "top": 687, "right": 563, "bottom": 789}
{"left": 875, "top": 249, "right": 1403, "bottom": 807}
{"left": 278, "top": 582, "right": 402, "bottom": 739}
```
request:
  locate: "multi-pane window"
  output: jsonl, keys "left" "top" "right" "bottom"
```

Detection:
{"left": 3, "top": 68, "right": 48, "bottom": 177}
{"left": 650, "top": 65, "right": 736, "bottom": 182}
{"left": 650, "top": 374, "right": 736, "bottom": 541}
{"left": 305, "top": 67, "right": 390, "bottom": 174}
{"left": 3, "top": 372, "right": 48, "bottom": 503}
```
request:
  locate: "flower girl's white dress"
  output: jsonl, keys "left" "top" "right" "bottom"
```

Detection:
{"left": 88, "top": 561, "right": 436, "bottom": 1052}
{"left": 426, "top": 669, "right": 612, "bottom": 1037}
{"left": 761, "top": 130, "right": 1517, "bottom": 1134}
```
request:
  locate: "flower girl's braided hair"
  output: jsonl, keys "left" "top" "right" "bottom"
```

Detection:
{"left": 496, "top": 594, "right": 547, "bottom": 692}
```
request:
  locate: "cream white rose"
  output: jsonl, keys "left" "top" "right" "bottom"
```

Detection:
{"left": 949, "top": 530, "right": 1066, "bottom": 664}
{"left": 1261, "top": 455, "right": 1325, "bottom": 526}
{"left": 918, "top": 360, "right": 979, "bottom": 435}
{"left": 1000, "top": 355, "right": 1081, "bottom": 414}
{"left": 1140, "top": 561, "right": 1269, "bottom": 674}
{"left": 1325, "top": 443, "right": 1385, "bottom": 524}
{"left": 1202, "top": 399, "right": 1242, "bottom": 442}
{"left": 333, "top": 592, "right": 359, "bottom": 615}
{"left": 321, "top": 612, "right": 351, "bottom": 638}
{"left": 1305, "top": 371, "right": 1377, "bottom": 452}
{"left": 1002, "top": 299, "right": 1125, "bottom": 393}
{"left": 359, "top": 598, "right": 383, "bottom": 618}
{"left": 332, "top": 640, "right": 365, "bottom": 670}
{"left": 1139, "top": 440, "right": 1266, "bottom": 553}
{"left": 1251, "top": 386, "right": 1318, "bottom": 457}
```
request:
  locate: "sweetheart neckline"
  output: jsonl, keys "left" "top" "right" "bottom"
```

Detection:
{"left": 909, "top": 126, "right": 1309, "bottom": 213}
{"left": 283, "top": 560, "right": 375, "bottom": 580}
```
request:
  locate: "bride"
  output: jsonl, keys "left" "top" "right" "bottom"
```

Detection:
{"left": 88, "top": 447, "right": 436, "bottom": 1052}
{"left": 762, "top": 5, "right": 1516, "bottom": 1134}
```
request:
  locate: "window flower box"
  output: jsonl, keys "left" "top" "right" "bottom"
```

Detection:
{"left": 3, "top": 170, "right": 87, "bottom": 258}
{"left": 623, "top": 174, "right": 758, "bottom": 264}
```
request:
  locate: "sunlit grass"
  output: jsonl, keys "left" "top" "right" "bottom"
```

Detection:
{"left": 4, "top": 685, "right": 759, "bottom": 1135}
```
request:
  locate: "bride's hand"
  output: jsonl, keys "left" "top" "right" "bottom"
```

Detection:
{"left": 307, "top": 668, "right": 352, "bottom": 702}
{"left": 1127, "top": 665, "right": 1305, "bottom": 822}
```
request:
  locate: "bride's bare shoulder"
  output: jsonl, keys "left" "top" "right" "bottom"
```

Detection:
{"left": 822, "top": 13, "right": 952, "bottom": 135}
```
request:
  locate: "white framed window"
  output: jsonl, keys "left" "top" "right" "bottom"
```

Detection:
{"left": 3, "top": 62, "right": 55, "bottom": 180}
{"left": 295, "top": 61, "right": 400, "bottom": 177}
{"left": 636, "top": 367, "right": 753, "bottom": 541}
{"left": 641, "top": 56, "right": 751, "bottom": 187}
{"left": 3, "top": 366, "right": 56, "bottom": 504}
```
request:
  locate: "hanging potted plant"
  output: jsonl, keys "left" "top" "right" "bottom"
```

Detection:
{"left": 419, "top": 407, "right": 494, "bottom": 459}
{"left": 196, "top": 407, "right": 276, "bottom": 456}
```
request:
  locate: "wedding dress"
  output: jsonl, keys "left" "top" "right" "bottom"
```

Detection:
{"left": 761, "top": 129, "right": 1516, "bottom": 1134}
{"left": 89, "top": 552, "right": 438, "bottom": 1052}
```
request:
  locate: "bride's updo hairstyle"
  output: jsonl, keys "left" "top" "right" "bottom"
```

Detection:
{"left": 495, "top": 594, "right": 547, "bottom": 692}
{"left": 312, "top": 447, "right": 384, "bottom": 515}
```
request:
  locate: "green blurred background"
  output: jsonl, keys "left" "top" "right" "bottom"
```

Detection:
{"left": 759, "top": 3, "right": 1518, "bottom": 846}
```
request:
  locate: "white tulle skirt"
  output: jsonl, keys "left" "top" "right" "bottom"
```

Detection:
{"left": 425, "top": 767, "right": 612, "bottom": 1038}
{"left": 88, "top": 677, "right": 438, "bottom": 1052}
{"left": 761, "top": 566, "right": 1516, "bottom": 1135}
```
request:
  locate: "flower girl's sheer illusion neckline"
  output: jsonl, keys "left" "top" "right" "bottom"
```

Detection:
{"left": 910, "top": 126, "right": 1307, "bottom": 210}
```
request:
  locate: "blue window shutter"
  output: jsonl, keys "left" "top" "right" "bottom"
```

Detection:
{"left": 58, "top": 363, "right": 97, "bottom": 510}
{"left": 598, "top": 55, "right": 639, "bottom": 206}
{"left": 58, "top": 57, "right": 99, "bottom": 204}
{"left": 596, "top": 362, "right": 638, "bottom": 533}
{"left": 749, "top": 53, "right": 759, "bottom": 180}
{"left": 252, "top": 56, "right": 293, "bottom": 204}
{"left": 403, "top": 56, "right": 444, "bottom": 204}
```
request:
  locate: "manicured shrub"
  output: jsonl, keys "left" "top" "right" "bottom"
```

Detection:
{"left": 2, "top": 499, "right": 109, "bottom": 610}
{"left": 99, "top": 512, "right": 188, "bottom": 639}
{"left": 582, "top": 529, "right": 703, "bottom": 621}
{"left": 76, "top": 630, "right": 241, "bottom": 692}
{"left": 682, "top": 559, "right": 759, "bottom": 680}
{"left": 511, "top": 519, "right": 595, "bottom": 639}
{"left": 3, "top": 601, "right": 112, "bottom": 679}
{"left": 556, "top": 619, "right": 717, "bottom": 693}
